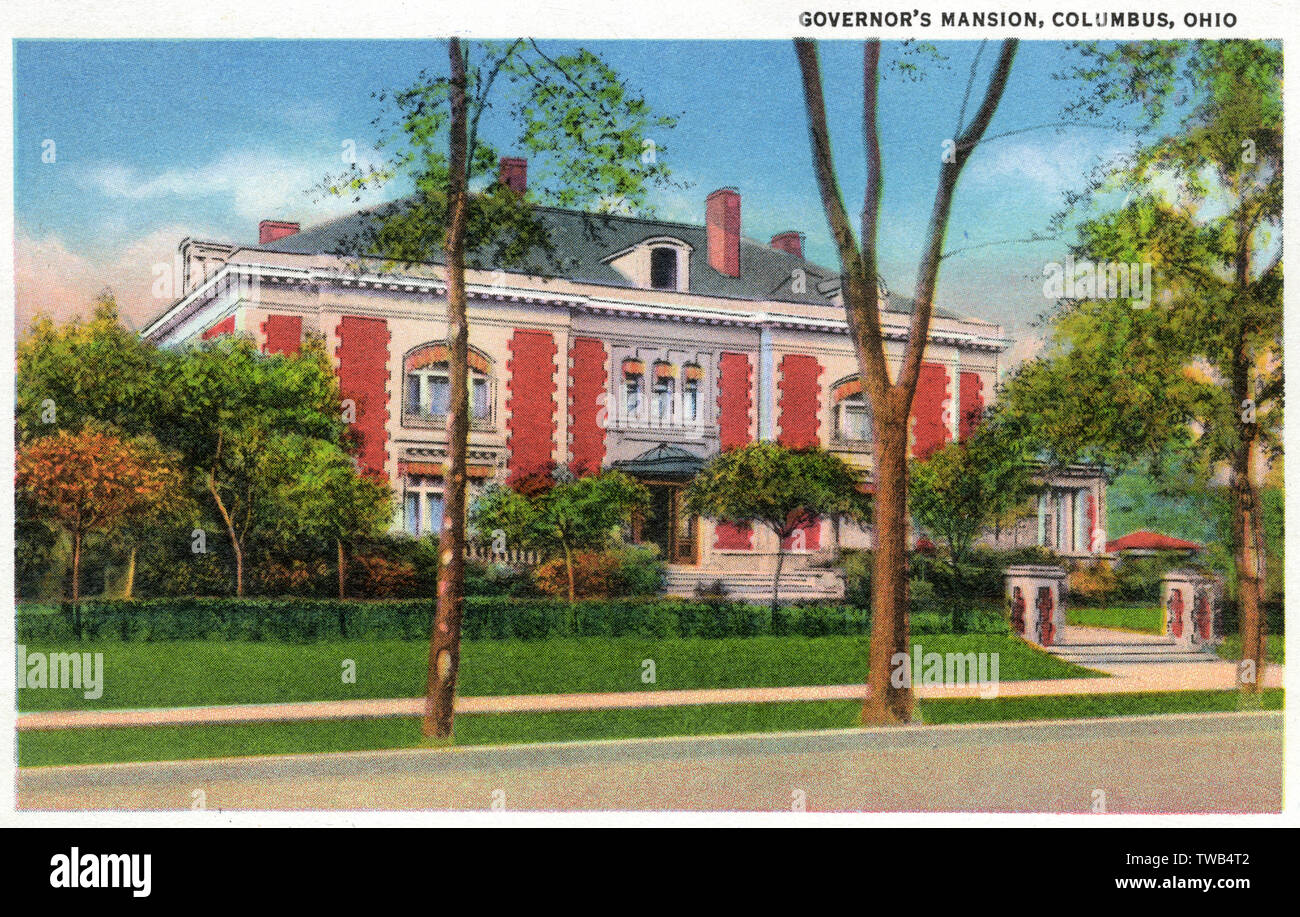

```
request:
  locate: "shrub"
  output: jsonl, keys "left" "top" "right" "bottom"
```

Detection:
{"left": 253, "top": 558, "right": 332, "bottom": 597}
{"left": 693, "top": 579, "right": 729, "bottom": 605}
{"left": 614, "top": 544, "right": 665, "bottom": 597}
{"left": 533, "top": 551, "right": 623, "bottom": 599}
{"left": 15, "top": 595, "right": 1010, "bottom": 643}
{"left": 464, "top": 561, "right": 537, "bottom": 598}
{"left": 348, "top": 554, "right": 419, "bottom": 598}
{"left": 839, "top": 549, "right": 872, "bottom": 606}
{"left": 1069, "top": 559, "right": 1120, "bottom": 607}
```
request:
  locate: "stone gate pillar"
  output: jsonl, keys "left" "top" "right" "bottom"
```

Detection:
{"left": 1160, "top": 570, "right": 1197, "bottom": 645}
{"left": 1161, "top": 570, "right": 1223, "bottom": 648}
{"left": 1005, "top": 565, "right": 1067, "bottom": 646}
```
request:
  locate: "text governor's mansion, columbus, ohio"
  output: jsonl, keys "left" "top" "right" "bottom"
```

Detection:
{"left": 144, "top": 158, "right": 1106, "bottom": 601}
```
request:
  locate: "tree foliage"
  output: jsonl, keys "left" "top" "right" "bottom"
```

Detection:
{"left": 16, "top": 429, "right": 182, "bottom": 603}
{"left": 909, "top": 416, "right": 1041, "bottom": 630}
{"left": 470, "top": 470, "right": 650, "bottom": 603}
{"left": 687, "top": 443, "right": 868, "bottom": 619}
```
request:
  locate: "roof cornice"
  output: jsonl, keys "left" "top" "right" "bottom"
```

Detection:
{"left": 143, "top": 261, "right": 1009, "bottom": 353}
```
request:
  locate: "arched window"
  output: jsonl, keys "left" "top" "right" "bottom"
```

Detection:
{"left": 403, "top": 343, "right": 493, "bottom": 424}
{"left": 832, "top": 377, "right": 873, "bottom": 444}
{"left": 650, "top": 247, "right": 678, "bottom": 291}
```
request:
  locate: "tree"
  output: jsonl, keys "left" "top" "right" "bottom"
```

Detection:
{"left": 686, "top": 443, "right": 868, "bottom": 624}
{"left": 17, "top": 292, "right": 165, "bottom": 444}
{"left": 470, "top": 470, "right": 650, "bottom": 604}
{"left": 323, "top": 38, "right": 677, "bottom": 739}
{"left": 17, "top": 429, "right": 176, "bottom": 607}
{"left": 908, "top": 417, "right": 1040, "bottom": 631}
{"left": 105, "top": 436, "right": 191, "bottom": 600}
{"left": 263, "top": 436, "right": 394, "bottom": 599}
{"left": 793, "top": 39, "right": 1019, "bottom": 723}
{"left": 1007, "top": 39, "right": 1281, "bottom": 692}
{"left": 160, "top": 335, "right": 350, "bottom": 596}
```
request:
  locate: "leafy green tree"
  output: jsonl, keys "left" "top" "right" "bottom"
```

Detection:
{"left": 323, "top": 38, "right": 677, "bottom": 739}
{"left": 104, "top": 436, "right": 192, "bottom": 600}
{"left": 262, "top": 436, "right": 394, "bottom": 598}
{"left": 17, "top": 292, "right": 165, "bottom": 443}
{"left": 686, "top": 443, "right": 869, "bottom": 624}
{"left": 909, "top": 416, "right": 1041, "bottom": 631}
{"left": 470, "top": 470, "right": 650, "bottom": 604}
{"left": 159, "top": 335, "right": 349, "bottom": 596}
{"left": 1006, "top": 39, "right": 1281, "bottom": 691}
{"left": 794, "top": 39, "right": 1019, "bottom": 723}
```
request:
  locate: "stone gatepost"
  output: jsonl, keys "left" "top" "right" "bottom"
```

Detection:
{"left": 1160, "top": 570, "right": 1197, "bottom": 645}
{"left": 1161, "top": 570, "right": 1223, "bottom": 648}
{"left": 1005, "top": 565, "right": 1067, "bottom": 647}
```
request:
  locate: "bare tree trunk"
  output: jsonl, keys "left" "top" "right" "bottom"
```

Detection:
{"left": 337, "top": 538, "right": 346, "bottom": 600}
{"left": 71, "top": 529, "right": 82, "bottom": 606}
{"left": 864, "top": 417, "right": 910, "bottom": 723}
{"left": 1232, "top": 377, "right": 1265, "bottom": 692}
{"left": 424, "top": 36, "right": 471, "bottom": 740}
{"left": 794, "top": 37, "right": 1018, "bottom": 725}
{"left": 124, "top": 545, "right": 137, "bottom": 600}
{"left": 563, "top": 542, "right": 575, "bottom": 605}
{"left": 1231, "top": 218, "right": 1265, "bottom": 693}
{"left": 771, "top": 543, "right": 786, "bottom": 631}
{"left": 207, "top": 439, "right": 244, "bottom": 598}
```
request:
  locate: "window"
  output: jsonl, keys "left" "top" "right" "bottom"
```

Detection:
{"left": 837, "top": 393, "right": 873, "bottom": 442}
{"left": 624, "top": 377, "right": 643, "bottom": 420}
{"left": 405, "top": 366, "right": 491, "bottom": 421}
{"left": 650, "top": 247, "right": 678, "bottom": 290}
{"left": 404, "top": 477, "right": 446, "bottom": 536}
{"left": 653, "top": 377, "right": 674, "bottom": 423}
{"left": 683, "top": 378, "right": 699, "bottom": 424}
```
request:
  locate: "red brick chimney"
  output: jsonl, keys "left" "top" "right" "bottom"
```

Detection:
{"left": 706, "top": 187, "right": 741, "bottom": 278}
{"left": 259, "top": 220, "right": 300, "bottom": 244}
{"left": 770, "top": 231, "right": 804, "bottom": 258}
{"left": 499, "top": 156, "right": 527, "bottom": 194}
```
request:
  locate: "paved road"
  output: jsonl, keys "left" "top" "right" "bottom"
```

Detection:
{"left": 18, "top": 711, "right": 1281, "bottom": 813}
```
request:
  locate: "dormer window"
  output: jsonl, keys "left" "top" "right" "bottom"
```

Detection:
{"left": 604, "top": 236, "right": 692, "bottom": 292}
{"left": 650, "top": 247, "right": 678, "bottom": 290}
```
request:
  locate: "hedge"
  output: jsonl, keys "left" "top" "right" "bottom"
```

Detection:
{"left": 15, "top": 597, "right": 1011, "bottom": 643}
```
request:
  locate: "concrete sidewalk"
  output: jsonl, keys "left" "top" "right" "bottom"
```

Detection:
{"left": 17, "top": 658, "right": 1283, "bottom": 732}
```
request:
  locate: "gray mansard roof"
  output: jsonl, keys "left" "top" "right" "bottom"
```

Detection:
{"left": 258, "top": 201, "right": 967, "bottom": 320}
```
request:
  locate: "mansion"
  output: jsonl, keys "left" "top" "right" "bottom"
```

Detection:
{"left": 142, "top": 159, "right": 1106, "bottom": 600}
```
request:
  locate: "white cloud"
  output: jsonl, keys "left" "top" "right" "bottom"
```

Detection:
{"left": 966, "top": 133, "right": 1131, "bottom": 194}
{"left": 81, "top": 144, "right": 391, "bottom": 224}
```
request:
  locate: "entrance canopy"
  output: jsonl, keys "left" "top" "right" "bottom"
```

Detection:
{"left": 612, "top": 443, "right": 705, "bottom": 480}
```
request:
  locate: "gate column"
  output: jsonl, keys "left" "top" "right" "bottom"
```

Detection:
{"left": 1005, "top": 565, "right": 1067, "bottom": 647}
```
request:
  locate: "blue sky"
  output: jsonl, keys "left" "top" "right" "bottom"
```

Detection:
{"left": 14, "top": 40, "right": 1136, "bottom": 340}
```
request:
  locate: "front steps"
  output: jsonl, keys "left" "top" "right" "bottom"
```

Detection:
{"left": 1047, "top": 631, "right": 1221, "bottom": 667}
{"left": 664, "top": 564, "right": 846, "bottom": 602}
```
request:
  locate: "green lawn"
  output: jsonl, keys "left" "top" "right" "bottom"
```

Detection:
{"left": 1217, "top": 633, "right": 1286, "bottom": 664}
{"left": 17, "top": 634, "right": 1091, "bottom": 713}
{"left": 18, "top": 688, "right": 1282, "bottom": 768}
{"left": 1066, "top": 605, "right": 1164, "bottom": 634}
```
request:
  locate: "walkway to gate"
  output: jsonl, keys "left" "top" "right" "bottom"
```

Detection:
{"left": 1047, "top": 625, "right": 1225, "bottom": 674}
